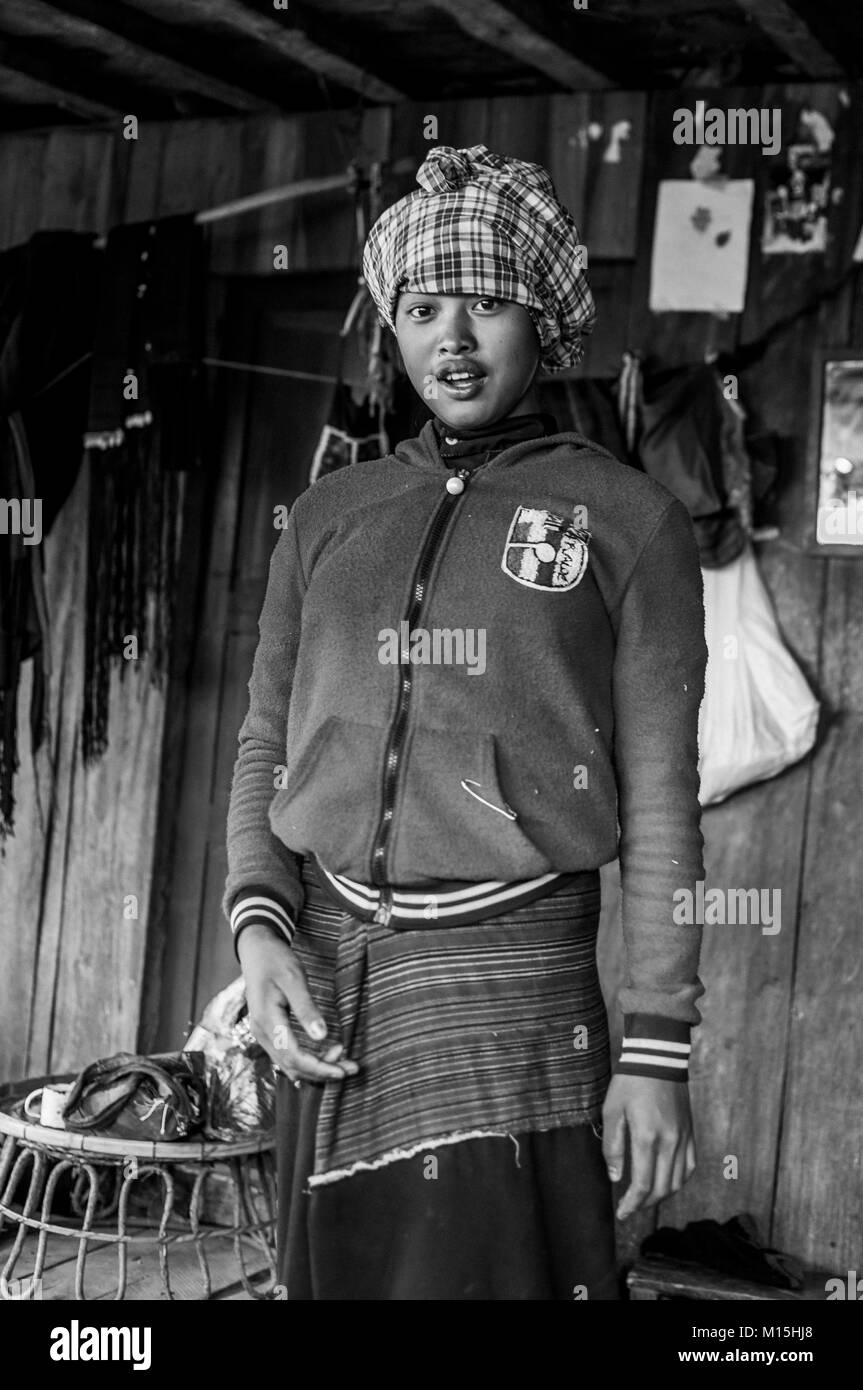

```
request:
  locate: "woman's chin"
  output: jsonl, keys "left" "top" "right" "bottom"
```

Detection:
{"left": 433, "top": 398, "right": 505, "bottom": 431}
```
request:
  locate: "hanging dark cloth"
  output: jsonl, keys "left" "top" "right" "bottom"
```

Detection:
{"left": 309, "top": 284, "right": 418, "bottom": 485}
{"left": 642, "top": 1213, "right": 805, "bottom": 1291}
{"left": 0, "top": 230, "right": 99, "bottom": 839}
{"left": 310, "top": 376, "right": 418, "bottom": 483}
{"left": 82, "top": 214, "right": 207, "bottom": 765}
{"left": 537, "top": 375, "right": 637, "bottom": 467}
{"left": 637, "top": 363, "right": 747, "bottom": 568}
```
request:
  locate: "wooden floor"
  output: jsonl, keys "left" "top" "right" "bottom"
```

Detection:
{"left": 0, "top": 1227, "right": 275, "bottom": 1301}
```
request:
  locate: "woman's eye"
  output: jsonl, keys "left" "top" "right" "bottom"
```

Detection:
{"left": 408, "top": 304, "right": 433, "bottom": 319}
{"left": 474, "top": 298, "right": 499, "bottom": 311}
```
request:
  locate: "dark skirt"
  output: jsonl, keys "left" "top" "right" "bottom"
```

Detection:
{"left": 273, "top": 862, "right": 619, "bottom": 1301}
{"left": 275, "top": 1078, "right": 619, "bottom": 1300}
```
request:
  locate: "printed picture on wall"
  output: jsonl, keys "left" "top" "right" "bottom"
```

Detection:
{"left": 762, "top": 108, "right": 835, "bottom": 255}
{"left": 649, "top": 178, "right": 754, "bottom": 313}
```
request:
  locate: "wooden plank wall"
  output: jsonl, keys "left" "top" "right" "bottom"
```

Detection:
{"left": 0, "top": 109, "right": 391, "bottom": 1083}
{"left": 0, "top": 84, "right": 860, "bottom": 1272}
{"left": 632, "top": 83, "right": 863, "bottom": 1276}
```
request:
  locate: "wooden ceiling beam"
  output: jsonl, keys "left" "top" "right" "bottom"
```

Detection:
{"left": 0, "top": 58, "right": 117, "bottom": 119}
{"left": 431, "top": 0, "right": 611, "bottom": 90}
{"left": 0, "top": 0, "right": 280, "bottom": 112}
{"left": 0, "top": 34, "right": 121, "bottom": 118}
{"left": 734, "top": 0, "right": 845, "bottom": 79}
{"left": 122, "top": 0, "right": 406, "bottom": 104}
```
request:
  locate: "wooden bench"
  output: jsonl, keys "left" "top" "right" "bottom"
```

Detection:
{"left": 627, "top": 1257, "right": 831, "bottom": 1301}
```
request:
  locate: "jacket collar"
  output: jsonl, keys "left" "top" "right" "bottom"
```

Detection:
{"left": 431, "top": 411, "right": 558, "bottom": 464}
{"left": 394, "top": 418, "right": 592, "bottom": 475}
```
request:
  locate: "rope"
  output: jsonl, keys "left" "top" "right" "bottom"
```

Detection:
{"left": 202, "top": 356, "right": 340, "bottom": 385}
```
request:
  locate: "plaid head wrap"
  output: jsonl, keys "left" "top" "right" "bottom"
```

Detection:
{"left": 362, "top": 145, "right": 596, "bottom": 372}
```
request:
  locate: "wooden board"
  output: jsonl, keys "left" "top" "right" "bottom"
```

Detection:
{"left": 770, "top": 555, "right": 863, "bottom": 1270}
{"left": 40, "top": 130, "right": 114, "bottom": 233}
{"left": 46, "top": 626, "right": 165, "bottom": 1072}
{"left": 152, "top": 274, "right": 355, "bottom": 1047}
{"left": 377, "top": 91, "right": 645, "bottom": 262}
{"left": 122, "top": 119, "right": 171, "bottom": 224}
{"left": 547, "top": 91, "right": 646, "bottom": 261}
{"left": 732, "top": 123, "right": 858, "bottom": 1268}
{"left": 149, "top": 290, "right": 255, "bottom": 1051}
{"left": 19, "top": 465, "right": 90, "bottom": 1072}
{"left": 628, "top": 86, "right": 754, "bottom": 367}
{"left": 656, "top": 755, "right": 812, "bottom": 1239}
{"left": 628, "top": 1258, "right": 832, "bottom": 1301}
{"left": 0, "top": 133, "right": 47, "bottom": 250}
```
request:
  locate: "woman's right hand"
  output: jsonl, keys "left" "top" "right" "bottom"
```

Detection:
{"left": 237, "top": 924, "right": 360, "bottom": 1084}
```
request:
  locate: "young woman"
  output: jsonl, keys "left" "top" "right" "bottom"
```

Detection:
{"left": 223, "top": 145, "right": 707, "bottom": 1301}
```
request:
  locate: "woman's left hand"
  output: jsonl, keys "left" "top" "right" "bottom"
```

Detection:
{"left": 601, "top": 1073, "right": 697, "bottom": 1220}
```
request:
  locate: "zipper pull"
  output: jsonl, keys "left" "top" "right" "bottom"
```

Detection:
{"left": 445, "top": 468, "right": 470, "bottom": 496}
{"left": 373, "top": 886, "right": 394, "bottom": 926}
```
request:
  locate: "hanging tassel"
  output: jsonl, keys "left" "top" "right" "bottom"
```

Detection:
{"left": 81, "top": 420, "right": 182, "bottom": 766}
{"left": 617, "top": 350, "right": 643, "bottom": 458}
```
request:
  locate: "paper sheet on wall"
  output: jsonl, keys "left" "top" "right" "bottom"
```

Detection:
{"left": 649, "top": 179, "right": 754, "bottom": 313}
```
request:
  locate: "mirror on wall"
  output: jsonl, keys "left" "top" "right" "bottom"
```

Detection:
{"left": 813, "top": 355, "right": 863, "bottom": 549}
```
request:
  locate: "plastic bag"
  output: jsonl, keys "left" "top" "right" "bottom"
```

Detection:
{"left": 698, "top": 545, "right": 819, "bottom": 806}
{"left": 184, "top": 977, "right": 275, "bottom": 1140}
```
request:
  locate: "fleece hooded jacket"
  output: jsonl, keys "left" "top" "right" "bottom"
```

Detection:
{"left": 222, "top": 420, "right": 708, "bottom": 1079}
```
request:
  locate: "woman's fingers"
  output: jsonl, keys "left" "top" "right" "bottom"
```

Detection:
{"left": 240, "top": 932, "right": 359, "bottom": 1083}
{"left": 602, "top": 1106, "right": 627, "bottom": 1184}
{"left": 615, "top": 1132, "right": 657, "bottom": 1220}
{"left": 278, "top": 952, "right": 329, "bottom": 1043}
{"left": 670, "top": 1141, "right": 689, "bottom": 1196}
{"left": 274, "top": 1023, "right": 354, "bottom": 1083}
{"left": 253, "top": 1009, "right": 357, "bottom": 1083}
{"left": 644, "top": 1139, "right": 677, "bottom": 1209}
{"left": 275, "top": 955, "right": 359, "bottom": 1076}
{"left": 684, "top": 1134, "right": 697, "bottom": 1180}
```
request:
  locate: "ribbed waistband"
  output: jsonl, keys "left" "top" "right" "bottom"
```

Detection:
{"left": 308, "top": 854, "right": 598, "bottom": 928}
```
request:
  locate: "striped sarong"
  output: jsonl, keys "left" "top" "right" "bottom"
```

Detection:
{"left": 290, "top": 855, "right": 610, "bottom": 1187}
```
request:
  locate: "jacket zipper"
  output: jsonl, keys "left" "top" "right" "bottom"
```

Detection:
{"left": 370, "top": 466, "right": 474, "bottom": 922}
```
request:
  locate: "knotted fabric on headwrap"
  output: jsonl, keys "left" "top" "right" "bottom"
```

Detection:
{"left": 362, "top": 145, "right": 595, "bottom": 372}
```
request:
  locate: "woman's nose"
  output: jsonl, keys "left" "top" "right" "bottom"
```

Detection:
{"left": 436, "top": 306, "right": 477, "bottom": 355}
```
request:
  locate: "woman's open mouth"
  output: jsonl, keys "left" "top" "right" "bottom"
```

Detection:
{"left": 437, "top": 367, "right": 487, "bottom": 399}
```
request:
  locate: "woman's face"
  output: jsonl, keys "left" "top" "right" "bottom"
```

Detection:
{"left": 394, "top": 291, "right": 541, "bottom": 431}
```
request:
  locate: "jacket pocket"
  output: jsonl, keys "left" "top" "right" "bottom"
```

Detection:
{"left": 268, "top": 713, "right": 387, "bottom": 873}
{"left": 391, "top": 727, "right": 554, "bottom": 880}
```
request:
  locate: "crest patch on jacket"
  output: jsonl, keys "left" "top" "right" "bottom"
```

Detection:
{"left": 501, "top": 506, "right": 591, "bottom": 591}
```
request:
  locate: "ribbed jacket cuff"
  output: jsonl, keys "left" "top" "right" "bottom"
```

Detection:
{"left": 615, "top": 1014, "right": 692, "bottom": 1082}
{"left": 230, "top": 887, "right": 296, "bottom": 960}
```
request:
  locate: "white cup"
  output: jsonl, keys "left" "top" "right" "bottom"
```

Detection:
{"left": 23, "top": 1083, "right": 73, "bottom": 1129}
